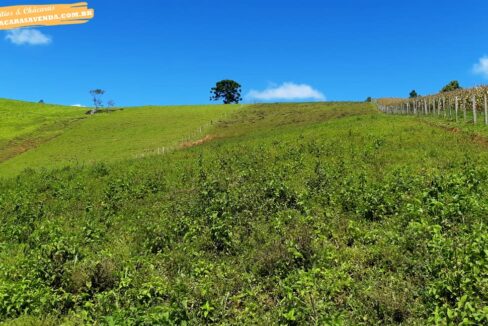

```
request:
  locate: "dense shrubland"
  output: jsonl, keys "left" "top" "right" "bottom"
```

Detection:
{"left": 1, "top": 104, "right": 487, "bottom": 324}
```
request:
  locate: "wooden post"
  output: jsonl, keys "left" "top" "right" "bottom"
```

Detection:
{"left": 485, "top": 94, "right": 488, "bottom": 125}
{"left": 424, "top": 99, "right": 427, "bottom": 115}
{"left": 443, "top": 98, "right": 446, "bottom": 118}
{"left": 448, "top": 98, "right": 451, "bottom": 119}
{"left": 455, "top": 96, "right": 459, "bottom": 122}
{"left": 463, "top": 99, "right": 467, "bottom": 122}
{"left": 450, "top": 98, "right": 453, "bottom": 120}
{"left": 472, "top": 95, "right": 477, "bottom": 124}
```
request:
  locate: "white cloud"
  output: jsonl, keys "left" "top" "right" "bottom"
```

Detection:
{"left": 473, "top": 56, "right": 488, "bottom": 78}
{"left": 5, "top": 28, "right": 52, "bottom": 45}
{"left": 248, "top": 82, "right": 325, "bottom": 101}
{"left": 71, "top": 104, "right": 85, "bottom": 107}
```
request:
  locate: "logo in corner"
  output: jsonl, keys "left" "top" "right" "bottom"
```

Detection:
{"left": 0, "top": 2, "right": 94, "bottom": 30}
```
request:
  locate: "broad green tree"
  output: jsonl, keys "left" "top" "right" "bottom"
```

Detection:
{"left": 210, "top": 80, "right": 242, "bottom": 104}
{"left": 440, "top": 80, "right": 462, "bottom": 93}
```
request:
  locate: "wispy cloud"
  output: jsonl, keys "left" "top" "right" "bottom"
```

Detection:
{"left": 248, "top": 82, "right": 325, "bottom": 101}
{"left": 5, "top": 28, "right": 52, "bottom": 45}
{"left": 71, "top": 104, "right": 86, "bottom": 107}
{"left": 473, "top": 56, "right": 488, "bottom": 78}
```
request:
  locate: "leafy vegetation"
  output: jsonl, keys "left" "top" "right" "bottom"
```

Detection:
{"left": 441, "top": 80, "right": 462, "bottom": 93}
{"left": 1, "top": 102, "right": 488, "bottom": 324}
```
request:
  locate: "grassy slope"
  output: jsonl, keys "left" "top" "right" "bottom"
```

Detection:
{"left": 0, "top": 99, "right": 86, "bottom": 163}
{"left": 1, "top": 102, "right": 488, "bottom": 325}
{"left": 0, "top": 104, "right": 239, "bottom": 176}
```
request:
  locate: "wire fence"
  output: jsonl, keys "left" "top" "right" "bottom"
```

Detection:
{"left": 377, "top": 85, "right": 488, "bottom": 125}
{"left": 133, "top": 110, "right": 234, "bottom": 160}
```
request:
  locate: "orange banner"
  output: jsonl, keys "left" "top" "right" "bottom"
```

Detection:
{"left": 0, "top": 2, "right": 94, "bottom": 30}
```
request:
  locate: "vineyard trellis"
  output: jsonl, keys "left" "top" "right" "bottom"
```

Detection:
{"left": 377, "top": 86, "right": 488, "bottom": 125}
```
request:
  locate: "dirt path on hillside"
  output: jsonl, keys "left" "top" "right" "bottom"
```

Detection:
{"left": 180, "top": 135, "right": 216, "bottom": 149}
{"left": 0, "top": 117, "right": 86, "bottom": 164}
{"left": 421, "top": 119, "right": 488, "bottom": 148}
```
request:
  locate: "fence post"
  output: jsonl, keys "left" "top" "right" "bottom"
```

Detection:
{"left": 472, "top": 95, "right": 477, "bottom": 124}
{"left": 455, "top": 96, "right": 459, "bottom": 122}
{"left": 447, "top": 99, "right": 452, "bottom": 120}
{"left": 443, "top": 98, "right": 446, "bottom": 118}
{"left": 485, "top": 94, "right": 488, "bottom": 125}
{"left": 463, "top": 99, "right": 467, "bottom": 122}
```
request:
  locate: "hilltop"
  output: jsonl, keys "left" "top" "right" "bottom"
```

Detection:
{"left": 0, "top": 100, "right": 239, "bottom": 176}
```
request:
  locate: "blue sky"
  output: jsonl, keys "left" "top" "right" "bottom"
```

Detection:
{"left": 2, "top": 0, "right": 488, "bottom": 106}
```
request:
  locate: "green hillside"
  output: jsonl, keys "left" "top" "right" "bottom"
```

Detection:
{"left": 0, "top": 99, "right": 86, "bottom": 142}
{"left": 0, "top": 99, "right": 86, "bottom": 164}
{"left": 0, "top": 103, "right": 239, "bottom": 176}
{"left": 1, "top": 102, "right": 488, "bottom": 325}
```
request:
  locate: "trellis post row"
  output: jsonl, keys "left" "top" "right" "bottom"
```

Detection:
{"left": 377, "top": 86, "right": 488, "bottom": 125}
